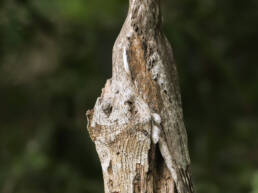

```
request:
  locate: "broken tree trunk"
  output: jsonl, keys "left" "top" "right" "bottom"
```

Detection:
{"left": 86, "top": 0, "right": 194, "bottom": 193}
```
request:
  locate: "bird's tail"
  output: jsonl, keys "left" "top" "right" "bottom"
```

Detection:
{"left": 176, "top": 166, "right": 194, "bottom": 193}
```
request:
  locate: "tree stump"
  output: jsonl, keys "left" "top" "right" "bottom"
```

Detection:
{"left": 86, "top": 0, "right": 194, "bottom": 192}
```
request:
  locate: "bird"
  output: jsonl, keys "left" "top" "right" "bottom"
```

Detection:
{"left": 87, "top": 0, "right": 194, "bottom": 192}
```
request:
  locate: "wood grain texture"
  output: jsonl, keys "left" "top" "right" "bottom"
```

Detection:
{"left": 86, "top": 0, "right": 194, "bottom": 192}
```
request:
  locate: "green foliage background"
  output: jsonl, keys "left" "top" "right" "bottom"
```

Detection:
{"left": 0, "top": 0, "right": 257, "bottom": 193}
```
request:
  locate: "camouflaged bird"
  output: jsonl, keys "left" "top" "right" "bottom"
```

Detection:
{"left": 86, "top": 0, "right": 194, "bottom": 193}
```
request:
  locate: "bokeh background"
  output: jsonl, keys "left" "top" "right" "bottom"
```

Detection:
{"left": 0, "top": 0, "right": 257, "bottom": 193}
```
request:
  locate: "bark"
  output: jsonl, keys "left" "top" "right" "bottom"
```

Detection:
{"left": 86, "top": 0, "right": 194, "bottom": 193}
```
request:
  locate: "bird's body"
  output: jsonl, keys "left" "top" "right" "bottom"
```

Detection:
{"left": 112, "top": 1, "right": 193, "bottom": 192}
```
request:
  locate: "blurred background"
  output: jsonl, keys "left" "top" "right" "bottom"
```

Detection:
{"left": 0, "top": 0, "right": 257, "bottom": 193}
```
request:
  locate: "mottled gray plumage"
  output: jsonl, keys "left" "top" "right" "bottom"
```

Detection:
{"left": 125, "top": 0, "right": 194, "bottom": 192}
